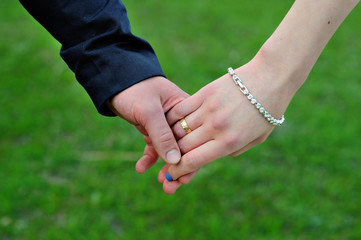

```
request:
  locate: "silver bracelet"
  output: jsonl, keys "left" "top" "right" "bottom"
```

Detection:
{"left": 227, "top": 67, "right": 285, "bottom": 126}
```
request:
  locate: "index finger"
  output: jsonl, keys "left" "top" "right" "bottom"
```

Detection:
{"left": 166, "top": 93, "right": 203, "bottom": 126}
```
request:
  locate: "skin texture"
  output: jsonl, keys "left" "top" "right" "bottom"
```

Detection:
{"left": 157, "top": 0, "right": 360, "bottom": 194}
{"left": 108, "top": 76, "right": 189, "bottom": 170}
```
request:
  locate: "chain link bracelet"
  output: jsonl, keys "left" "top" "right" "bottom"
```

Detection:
{"left": 227, "top": 67, "right": 285, "bottom": 126}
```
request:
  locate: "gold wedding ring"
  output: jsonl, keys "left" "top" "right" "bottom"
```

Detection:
{"left": 180, "top": 118, "right": 192, "bottom": 134}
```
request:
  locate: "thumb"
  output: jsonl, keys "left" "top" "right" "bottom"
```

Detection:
{"left": 144, "top": 108, "right": 181, "bottom": 164}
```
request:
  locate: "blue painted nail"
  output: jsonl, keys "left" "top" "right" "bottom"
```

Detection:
{"left": 166, "top": 172, "right": 173, "bottom": 181}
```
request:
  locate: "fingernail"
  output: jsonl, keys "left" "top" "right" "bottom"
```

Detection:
{"left": 166, "top": 172, "right": 173, "bottom": 181}
{"left": 166, "top": 149, "right": 181, "bottom": 164}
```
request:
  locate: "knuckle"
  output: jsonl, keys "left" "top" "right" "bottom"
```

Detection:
{"left": 183, "top": 154, "right": 199, "bottom": 170}
{"left": 207, "top": 97, "right": 223, "bottom": 113}
{"left": 211, "top": 113, "right": 230, "bottom": 131}
{"left": 173, "top": 103, "right": 185, "bottom": 119}
{"left": 223, "top": 133, "right": 242, "bottom": 149}
{"left": 171, "top": 125, "right": 182, "bottom": 139}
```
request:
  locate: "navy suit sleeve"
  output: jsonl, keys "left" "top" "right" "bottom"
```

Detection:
{"left": 19, "top": 0, "right": 166, "bottom": 116}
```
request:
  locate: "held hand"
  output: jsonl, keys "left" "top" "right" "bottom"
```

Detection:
{"left": 157, "top": 0, "right": 358, "bottom": 194}
{"left": 160, "top": 57, "right": 296, "bottom": 193}
{"left": 108, "top": 76, "right": 189, "bottom": 172}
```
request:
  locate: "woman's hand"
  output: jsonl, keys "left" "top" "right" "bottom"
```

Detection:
{"left": 157, "top": 0, "right": 359, "bottom": 194}
{"left": 159, "top": 55, "right": 297, "bottom": 194}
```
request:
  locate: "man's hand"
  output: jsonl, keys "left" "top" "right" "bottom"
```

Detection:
{"left": 108, "top": 76, "right": 189, "bottom": 172}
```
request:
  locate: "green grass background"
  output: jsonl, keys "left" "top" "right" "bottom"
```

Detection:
{"left": 1, "top": 0, "right": 361, "bottom": 239}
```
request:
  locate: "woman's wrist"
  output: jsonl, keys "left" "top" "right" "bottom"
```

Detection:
{"left": 230, "top": 54, "right": 298, "bottom": 121}
{"left": 254, "top": 39, "right": 311, "bottom": 97}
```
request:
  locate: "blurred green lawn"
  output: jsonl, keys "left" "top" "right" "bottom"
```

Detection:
{"left": 1, "top": 0, "right": 361, "bottom": 239}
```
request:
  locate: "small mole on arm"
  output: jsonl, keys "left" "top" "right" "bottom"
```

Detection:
{"left": 328, "top": 21, "right": 331, "bottom": 24}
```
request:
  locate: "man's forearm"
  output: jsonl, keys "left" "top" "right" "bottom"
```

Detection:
{"left": 19, "top": 0, "right": 165, "bottom": 116}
